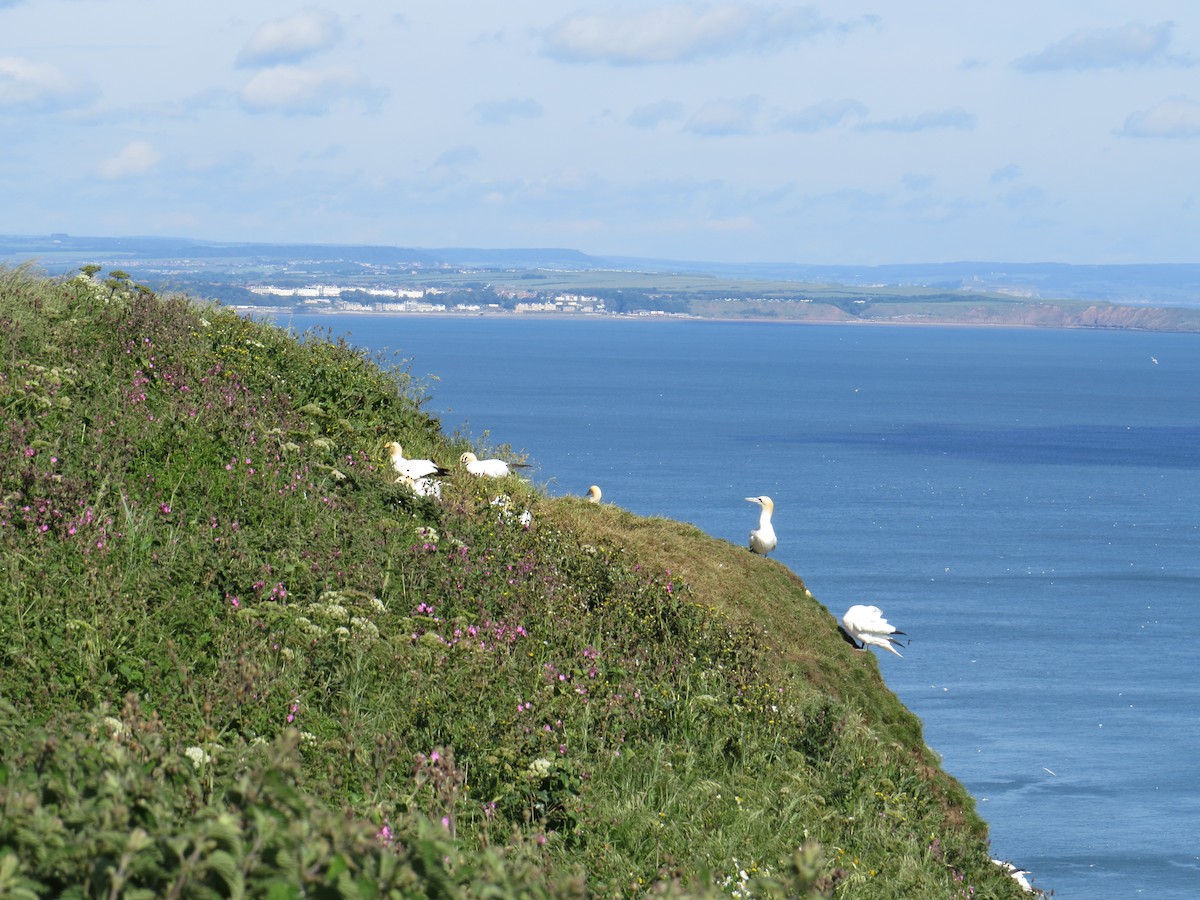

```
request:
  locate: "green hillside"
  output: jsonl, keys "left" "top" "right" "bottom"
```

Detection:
{"left": 0, "top": 266, "right": 1030, "bottom": 898}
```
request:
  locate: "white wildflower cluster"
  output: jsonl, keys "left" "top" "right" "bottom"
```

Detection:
{"left": 304, "top": 590, "right": 385, "bottom": 644}
{"left": 102, "top": 716, "right": 124, "bottom": 738}
{"left": 310, "top": 599, "right": 350, "bottom": 623}
{"left": 293, "top": 616, "right": 323, "bottom": 637}
{"left": 527, "top": 757, "right": 554, "bottom": 779}
{"left": 719, "top": 860, "right": 771, "bottom": 899}
{"left": 184, "top": 746, "right": 211, "bottom": 770}
{"left": 489, "top": 495, "right": 532, "bottom": 527}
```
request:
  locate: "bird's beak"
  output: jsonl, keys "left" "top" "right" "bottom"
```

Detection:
{"left": 744, "top": 497, "right": 758, "bottom": 504}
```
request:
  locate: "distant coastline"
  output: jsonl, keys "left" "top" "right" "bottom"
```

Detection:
{"left": 5, "top": 233, "right": 1199, "bottom": 334}
{"left": 238, "top": 304, "right": 1200, "bottom": 334}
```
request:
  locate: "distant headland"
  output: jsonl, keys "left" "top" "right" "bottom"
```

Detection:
{"left": 4, "top": 233, "right": 1199, "bottom": 332}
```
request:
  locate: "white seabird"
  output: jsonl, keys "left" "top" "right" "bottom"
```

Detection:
{"left": 839, "top": 604, "right": 907, "bottom": 657}
{"left": 586, "top": 485, "right": 603, "bottom": 503}
{"left": 991, "top": 859, "right": 1036, "bottom": 894}
{"left": 386, "top": 442, "right": 448, "bottom": 481}
{"left": 386, "top": 442, "right": 448, "bottom": 498}
{"left": 745, "top": 495, "right": 777, "bottom": 556}
{"left": 460, "top": 451, "right": 531, "bottom": 478}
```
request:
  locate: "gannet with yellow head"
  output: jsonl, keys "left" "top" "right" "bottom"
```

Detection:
{"left": 459, "top": 451, "right": 531, "bottom": 478}
{"left": 745, "top": 495, "right": 777, "bottom": 555}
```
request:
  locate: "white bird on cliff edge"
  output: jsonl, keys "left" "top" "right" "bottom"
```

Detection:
{"left": 745, "top": 495, "right": 777, "bottom": 556}
{"left": 991, "top": 859, "right": 1036, "bottom": 894}
{"left": 459, "top": 451, "right": 532, "bottom": 478}
{"left": 839, "top": 604, "right": 907, "bottom": 657}
{"left": 586, "top": 484, "right": 603, "bottom": 503}
{"left": 386, "top": 442, "right": 448, "bottom": 480}
{"left": 386, "top": 442, "right": 448, "bottom": 497}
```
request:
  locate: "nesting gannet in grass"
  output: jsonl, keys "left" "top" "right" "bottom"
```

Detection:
{"left": 386, "top": 442, "right": 449, "bottom": 481}
{"left": 460, "top": 451, "right": 530, "bottom": 478}
{"left": 586, "top": 485, "right": 603, "bottom": 503}
{"left": 397, "top": 473, "right": 443, "bottom": 499}
{"left": 386, "top": 442, "right": 447, "bottom": 498}
{"left": 744, "top": 496, "right": 777, "bottom": 555}
{"left": 839, "top": 605, "right": 906, "bottom": 657}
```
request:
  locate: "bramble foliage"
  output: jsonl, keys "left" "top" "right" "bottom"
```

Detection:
{"left": 0, "top": 267, "right": 1030, "bottom": 897}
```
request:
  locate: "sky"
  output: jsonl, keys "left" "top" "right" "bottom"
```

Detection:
{"left": 2, "top": 1, "right": 1199, "bottom": 266}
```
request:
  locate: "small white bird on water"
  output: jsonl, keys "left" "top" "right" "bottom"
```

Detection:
{"left": 745, "top": 495, "right": 777, "bottom": 556}
{"left": 839, "top": 604, "right": 907, "bottom": 657}
{"left": 459, "top": 451, "right": 531, "bottom": 478}
{"left": 586, "top": 485, "right": 603, "bottom": 503}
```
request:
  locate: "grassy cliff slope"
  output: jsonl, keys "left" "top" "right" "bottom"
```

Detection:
{"left": 0, "top": 267, "right": 1028, "bottom": 898}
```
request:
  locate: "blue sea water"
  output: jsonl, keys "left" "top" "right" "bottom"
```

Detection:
{"left": 277, "top": 313, "right": 1199, "bottom": 899}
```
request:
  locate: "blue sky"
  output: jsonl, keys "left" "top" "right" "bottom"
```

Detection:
{"left": 2, "top": 1, "right": 1198, "bottom": 265}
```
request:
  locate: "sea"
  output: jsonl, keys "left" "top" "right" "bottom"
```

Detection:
{"left": 271, "top": 312, "right": 1199, "bottom": 899}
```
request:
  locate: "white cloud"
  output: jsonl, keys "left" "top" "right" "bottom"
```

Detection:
{"left": 0, "top": 56, "right": 95, "bottom": 111}
{"left": 1119, "top": 97, "right": 1200, "bottom": 138}
{"left": 239, "top": 65, "right": 374, "bottom": 115}
{"left": 544, "top": 3, "right": 832, "bottom": 65}
{"left": 627, "top": 100, "right": 685, "bottom": 128}
{"left": 98, "top": 141, "right": 162, "bottom": 179}
{"left": 472, "top": 98, "right": 542, "bottom": 125}
{"left": 777, "top": 98, "right": 867, "bottom": 132}
{"left": 237, "top": 8, "right": 343, "bottom": 68}
{"left": 686, "top": 96, "right": 760, "bottom": 136}
{"left": 860, "top": 107, "right": 975, "bottom": 132}
{"left": 1014, "top": 21, "right": 1174, "bottom": 72}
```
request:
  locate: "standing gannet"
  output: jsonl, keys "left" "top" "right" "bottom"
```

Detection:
{"left": 386, "top": 442, "right": 448, "bottom": 481}
{"left": 839, "top": 604, "right": 907, "bottom": 657}
{"left": 745, "top": 495, "right": 777, "bottom": 555}
{"left": 586, "top": 485, "right": 603, "bottom": 503}
{"left": 459, "top": 451, "right": 531, "bottom": 478}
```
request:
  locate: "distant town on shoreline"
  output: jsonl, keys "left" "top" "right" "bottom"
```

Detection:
{"left": 4, "top": 233, "right": 1200, "bottom": 332}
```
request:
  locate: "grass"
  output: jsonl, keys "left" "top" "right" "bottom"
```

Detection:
{"left": 0, "top": 264, "right": 1032, "bottom": 897}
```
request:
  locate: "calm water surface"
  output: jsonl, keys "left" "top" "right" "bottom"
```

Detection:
{"left": 277, "top": 313, "right": 1200, "bottom": 899}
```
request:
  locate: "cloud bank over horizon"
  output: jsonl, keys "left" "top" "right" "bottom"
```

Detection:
{"left": 0, "top": 2, "right": 1197, "bottom": 265}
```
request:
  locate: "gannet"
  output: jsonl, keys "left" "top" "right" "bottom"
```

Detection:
{"left": 386, "top": 442, "right": 447, "bottom": 498}
{"left": 396, "top": 473, "right": 442, "bottom": 498}
{"left": 460, "top": 452, "right": 530, "bottom": 478}
{"left": 745, "top": 496, "right": 777, "bottom": 555}
{"left": 839, "top": 604, "right": 906, "bottom": 657}
{"left": 385, "top": 442, "right": 448, "bottom": 481}
{"left": 991, "top": 859, "right": 1036, "bottom": 894}
{"left": 586, "top": 485, "right": 602, "bottom": 503}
